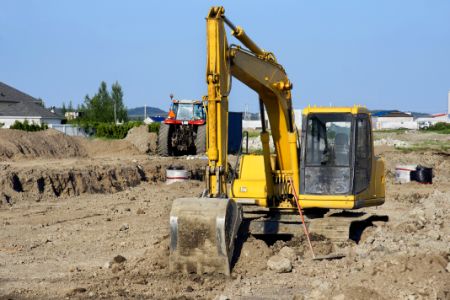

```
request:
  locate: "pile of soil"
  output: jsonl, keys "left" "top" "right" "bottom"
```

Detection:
{"left": 0, "top": 129, "right": 87, "bottom": 161}
{"left": 77, "top": 138, "right": 140, "bottom": 157}
{"left": 0, "top": 128, "right": 145, "bottom": 160}
{"left": 0, "top": 156, "right": 207, "bottom": 205}
{"left": 124, "top": 125, "right": 157, "bottom": 154}
{"left": 378, "top": 148, "right": 450, "bottom": 185}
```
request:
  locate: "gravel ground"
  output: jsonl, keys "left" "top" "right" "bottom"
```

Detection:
{"left": 0, "top": 131, "right": 449, "bottom": 299}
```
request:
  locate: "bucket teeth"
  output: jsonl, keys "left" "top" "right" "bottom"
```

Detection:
{"left": 169, "top": 198, "right": 242, "bottom": 275}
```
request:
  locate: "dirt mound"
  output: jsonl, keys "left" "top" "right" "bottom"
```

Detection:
{"left": 0, "top": 157, "right": 207, "bottom": 205}
{"left": 0, "top": 129, "right": 87, "bottom": 161}
{"left": 272, "top": 234, "right": 334, "bottom": 258}
{"left": 233, "top": 237, "right": 272, "bottom": 276}
{"left": 79, "top": 236, "right": 228, "bottom": 299}
{"left": 0, "top": 128, "right": 144, "bottom": 161}
{"left": 0, "top": 164, "right": 145, "bottom": 204}
{"left": 124, "top": 125, "right": 157, "bottom": 154}
{"left": 380, "top": 149, "right": 450, "bottom": 184}
{"left": 77, "top": 138, "right": 140, "bottom": 157}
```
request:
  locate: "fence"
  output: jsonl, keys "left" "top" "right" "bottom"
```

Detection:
{"left": 48, "top": 124, "right": 89, "bottom": 137}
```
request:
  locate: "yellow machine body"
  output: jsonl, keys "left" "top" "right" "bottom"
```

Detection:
{"left": 169, "top": 6, "right": 386, "bottom": 276}
{"left": 231, "top": 105, "right": 385, "bottom": 210}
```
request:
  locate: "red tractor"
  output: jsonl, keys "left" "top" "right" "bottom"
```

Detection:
{"left": 158, "top": 99, "right": 207, "bottom": 156}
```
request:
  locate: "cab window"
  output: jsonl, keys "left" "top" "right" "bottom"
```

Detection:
{"left": 354, "top": 115, "right": 371, "bottom": 193}
{"left": 305, "top": 114, "right": 352, "bottom": 167}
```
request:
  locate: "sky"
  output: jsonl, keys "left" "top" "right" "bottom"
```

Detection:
{"left": 1, "top": 0, "right": 450, "bottom": 114}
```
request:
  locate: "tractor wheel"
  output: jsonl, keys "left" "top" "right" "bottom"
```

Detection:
{"left": 195, "top": 125, "right": 207, "bottom": 154}
{"left": 158, "top": 123, "right": 172, "bottom": 156}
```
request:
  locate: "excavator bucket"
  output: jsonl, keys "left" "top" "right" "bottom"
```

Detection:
{"left": 169, "top": 197, "right": 242, "bottom": 276}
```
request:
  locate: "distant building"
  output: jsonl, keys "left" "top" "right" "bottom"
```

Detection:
{"left": 0, "top": 82, "right": 63, "bottom": 128}
{"left": 415, "top": 113, "right": 449, "bottom": 125}
{"left": 243, "top": 120, "right": 264, "bottom": 130}
{"left": 371, "top": 111, "right": 417, "bottom": 130}
{"left": 241, "top": 108, "right": 302, "bottom": 130}
{"left": 143, "top": 117, "right": 154, "bottom": 124}
{"left": 415, "top": 92, "right": 450, "bottom": 125}
{"left": 64, "top": 111, "right": 83, "bottom": 120}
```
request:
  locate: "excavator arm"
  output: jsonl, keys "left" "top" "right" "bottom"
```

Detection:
{"left": 205, "top": 6, "right": 299, "bottom": 200}
{"left": 169, "top": 6, "right": 299, "bottom": 276}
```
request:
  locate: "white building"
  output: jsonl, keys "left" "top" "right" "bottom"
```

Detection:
{"left": 0, "top": 82, "right": 63, "bottom": 128}
{"left": 242, "top": 108, "right": 303, "bottom": 130}
{"left": 415, "top": 91, "right": 450, "bottom": 125}
{"left": 371, "top": 111, "right": 417, "bottom": 130}
{"left": 143, "top": 117, "right": 154, "bottom": 124}
{"left": 64, "top": 111, "right": 81, "bottom": 120}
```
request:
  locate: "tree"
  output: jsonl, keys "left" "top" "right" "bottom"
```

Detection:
{"left": 111, "top": 81, "right": 127, "bottom": 122}
{"left": 37, "top": 98, "right": 45, "bottom": 107}
{"left": 80, "top": 81, "right": 127, "bottom": 123}
{"left": 61, "top": 102, "right": 67, "bottom": 115}
{"left": 68, "top": 100, "right": 74, "bottom": 112}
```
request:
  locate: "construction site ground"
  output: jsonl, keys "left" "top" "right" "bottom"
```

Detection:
{"left": 0, "top": 128, "right": 449, "bottom": 299}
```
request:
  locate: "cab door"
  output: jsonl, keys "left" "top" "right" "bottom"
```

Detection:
{"left": 300, "top": 113, "right": 353, "bottom": 195}
{"left": 353, "top": 114, "right": 372, "bottom": 194}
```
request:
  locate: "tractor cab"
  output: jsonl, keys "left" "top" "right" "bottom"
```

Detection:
{"left": 158, "top": 99, "right": 207, "bottom": 156}
{"left": 166, "top": 100, "right": 206, "bottom": 124}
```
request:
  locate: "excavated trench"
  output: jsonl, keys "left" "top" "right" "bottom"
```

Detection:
{"left": 0, "top": 161, "right": 206, "bottom": 205}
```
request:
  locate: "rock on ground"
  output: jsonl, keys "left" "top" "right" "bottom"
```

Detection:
{"left": 267, "top": 255, "right": 292, "bottom": 273}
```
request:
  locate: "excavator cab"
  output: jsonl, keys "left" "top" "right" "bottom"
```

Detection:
{"left": 299, "top": 106, "right": 385, "bottom": 210}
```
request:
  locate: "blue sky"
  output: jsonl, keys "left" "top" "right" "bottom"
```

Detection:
{"left": 1, "top": 0, "right": 449, "bottom": 113}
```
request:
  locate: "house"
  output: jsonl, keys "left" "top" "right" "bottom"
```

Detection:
{"left": 415, "top": 113, "right": 450, "bottom": 126}
{"left": 416, "top": 92, "right": 450, "bottom": 125}
{"left": 0, "top": 82, "right": 63, "bottom": 128}
{"left": 371, "top": 110, "right": 417, "bottom": 130}
{"left": 143, "top": 117, "right": 154, "bottom": 124}
{"left": 65, "top": 111, "right": 82, "bottom": 120}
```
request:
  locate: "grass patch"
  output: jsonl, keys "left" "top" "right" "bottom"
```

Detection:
{"left": 396, "top": 140, "right": 450, "bottom": 153}
{"left": 10, "top": 120, "right": 48, "bottom": 131}
{"left": 148, "top": 122, "right": 160, "bottom": 133}
{"left": 245, "top": 129, "right": 262, "bottom": 138}
{"left": 374, "top": 128, "right": 410, "bottom": 134}
{"left": 430, "top": 129, "right": 450, "bottom": 134}
{"left": 424, "top": 122, "right": 450, "bottom": 134}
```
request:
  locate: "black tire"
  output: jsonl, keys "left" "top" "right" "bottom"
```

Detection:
{"left": 195, "top": 125, "right": 207, "bottom": 154}
{"left": 158, "top": 123, "right": 172, "bottom": 156}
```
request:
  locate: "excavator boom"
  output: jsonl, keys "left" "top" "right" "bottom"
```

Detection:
{"left": 170, "top": 6, "right": 297, "bottom": 275}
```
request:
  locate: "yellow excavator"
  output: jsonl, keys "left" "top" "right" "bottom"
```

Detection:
{"left": 169, "top": 6, "right": 385, "bottom": 275}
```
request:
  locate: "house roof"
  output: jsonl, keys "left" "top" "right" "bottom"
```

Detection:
{"left": 372, "top": 110, "right": 412, "bottom": 118}
{"left": 371, "top": 110, "right": 397, "bottom": 117}
{"left": 382, "top": 112, "right": 413, "bottom": 118}
{"left": 431, "top": 113, "right": 447, "bottom": 117}
{"left": 0, "top": 82, "right": 63, "bottom": 119}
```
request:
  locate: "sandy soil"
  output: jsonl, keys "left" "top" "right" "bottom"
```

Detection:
{"left": 0, "top": 130, "right": 449, "bottom": 299}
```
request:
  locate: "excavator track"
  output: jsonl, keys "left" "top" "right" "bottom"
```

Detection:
{"left": 243, "top": 207, "right": 386, "bottom": 243}
{"left": 307, "top": 211, "right": 375, "bottom": 243}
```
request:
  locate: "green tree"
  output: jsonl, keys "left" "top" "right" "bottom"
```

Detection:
{"left": 37, "top": 98, "right": 45, "bottom": 107}
{"left": 61, "top": 102, "right": 67, "bottom": 115}
{"left": 111, "top": 81, "right": 127, "bottom": 122}
{"left": 80, "top": 81, "right": 127, "bottom": 123}
{"left": 68, "top": 100, "right": 74, "bottom": 112}
{"left": 82, "top": 82, "right": 111, "bottom": 122}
